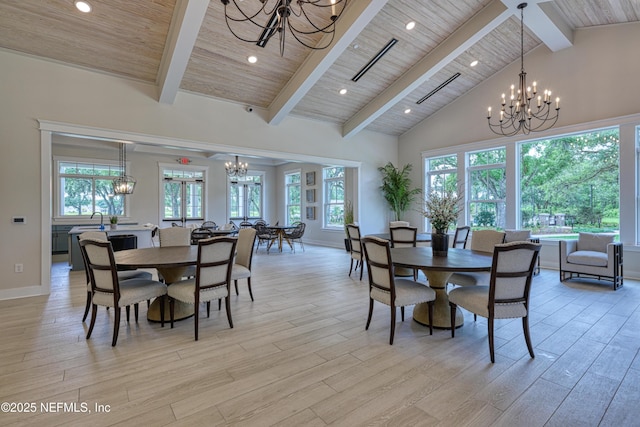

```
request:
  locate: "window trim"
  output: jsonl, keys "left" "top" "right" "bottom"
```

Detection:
{"left": 322, "top": 166, "right": 345, "bottom": 230}
{"left": 285, "top": 169, "right": 302, "bottom": 226}
{"left": 53, "top": 155, "right": 129, "bottom": 220}
{"left": 227, "top": 171, "right": 265, "bottom": 221}
{"left": 158, "top": 162, "right": 208, "bottom": 225}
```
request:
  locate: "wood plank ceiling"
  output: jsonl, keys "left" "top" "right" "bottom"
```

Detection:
{"left": 1, "top": 0, "right": 639, "bottom": 138}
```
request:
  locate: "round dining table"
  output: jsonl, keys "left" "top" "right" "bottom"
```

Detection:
{"left": 390, "top": 247, "right": 493, "bottom": 329}
{"left": 115, "top": 246, "right": 199, "bottom": 322}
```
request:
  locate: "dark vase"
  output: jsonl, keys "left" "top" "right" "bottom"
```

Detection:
{"left": 431, "top": 231, "right": 449, "bottom": 257}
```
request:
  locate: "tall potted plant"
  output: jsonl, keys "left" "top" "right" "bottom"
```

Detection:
{"left": 378, "top": 162, "right": 421, "bottom": 221}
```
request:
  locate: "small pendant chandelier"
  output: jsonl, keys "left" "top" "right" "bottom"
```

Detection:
{"left": 225, "top": 155, "right": 248, "bottom": 179}
{"left": 486, "top": 3, "right": 560, "bottom": 136}
{"left": 113, "top": 142, "right": 136, "bottom": 195}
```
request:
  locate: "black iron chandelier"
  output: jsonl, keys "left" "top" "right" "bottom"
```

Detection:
{"left": 487, "top": 3, "right": 560, "bottom": 136}
{"left": 113, "top": 142, "right": 136, "bottom": 195}
{"left": 225, "top": 156, "right": 248, "bottom": 179}
{"left": 220, "top": 0, "right": 347, "bottom": 56}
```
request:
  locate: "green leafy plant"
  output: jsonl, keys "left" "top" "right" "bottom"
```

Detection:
{"left": 423, "top": 190, "right": 461, "bottom": 233}
{"left": 378, "top": 162, "right": 421, "bottom": 221}
{"left": 109, "top": 216, "right": 118, "bottom": 224}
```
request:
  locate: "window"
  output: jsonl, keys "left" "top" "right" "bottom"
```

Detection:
{"left": 285, "top": 171, "right": 301, "bottom": 225}
{"left": 520, "top": 128, "right": 619, "bottom": 235}
{"left": 162, "top": 167, "right": 206, "bottom": 223}
{"left": 468, "top": 148, "right": 506, "bottom": 229}
{"left": 55, "top": 158, "right": 125, "bottom": 217}
{"left": 425, "top": 154, "right": 458, "bottom": 230}
{"left": 323, "top": 167, "right": 344, "bottom": 228}
{"left": 229, "top": 174, "right": 263, "bottom": 221}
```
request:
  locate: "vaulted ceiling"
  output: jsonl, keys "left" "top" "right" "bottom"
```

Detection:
{"left": 1, "top": 0, "right": 639, "bottom": 138}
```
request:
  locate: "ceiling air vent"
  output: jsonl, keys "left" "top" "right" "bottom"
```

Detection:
{"left": 416, "top": 73, "right": 461, "bottom": 104}
{"left": 351, "top": 38, "right": 398, "bottom": 82}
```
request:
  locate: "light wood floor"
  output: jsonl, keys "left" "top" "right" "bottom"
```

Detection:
{"left": 1, "top": 244, "right": 639, "bottom": 426}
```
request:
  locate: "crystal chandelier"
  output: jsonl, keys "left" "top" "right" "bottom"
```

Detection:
{"left": 113, "top": 142, "right": 135, "bottom": 195}
{"left": 225, "top": 156, "right": 248, "bottom": 179}
{"left": 487, "top": 3, "right": 560, "bottom": 137}
{"left": 220, "top": 0, "right": 347, "bottom": 56}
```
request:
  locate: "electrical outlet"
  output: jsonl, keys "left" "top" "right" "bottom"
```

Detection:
{"left": 15, "top": 263, "right": 23, "bottom": 273}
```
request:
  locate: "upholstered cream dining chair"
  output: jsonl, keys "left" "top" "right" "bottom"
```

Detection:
{"left": 78, "top": 231, "right": 153, "bottom": 322}
{"left": 168, "top": 237, "right": 237, "bottom": 341}
{"left": 80, "top": 239, "right": 167, "bottom": 346}
{"left": 389, "top": 226, "right": 419, "bottom": 280}
{"left": 346, "top": 224, "right": 364, "bottom": 280}
{"left": 362, "top": 236, "right": 435, "bottom": 344}
{"left": 448, "top": 241, "right": 541, "bottom": 362}
{"left": 231, "top": 228, "right": 257, "bottom": 300}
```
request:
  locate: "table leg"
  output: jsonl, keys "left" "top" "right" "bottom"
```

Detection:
{"left": 147, "top": 266, "right": 194, "bottom": 322}
{"left": 412, "top": 270, "right": 463, "bottom": 329}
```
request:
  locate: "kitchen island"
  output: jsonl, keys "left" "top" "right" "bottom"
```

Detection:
{"left": 68, "top": 225, "right": 154, "bottom": 270}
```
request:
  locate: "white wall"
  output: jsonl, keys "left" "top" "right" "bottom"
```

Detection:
{"left": 399, "top": 22, "right": 640, "bottom": 278}
{"left": 0, "top": 49, "right": 397, "bottom": 298}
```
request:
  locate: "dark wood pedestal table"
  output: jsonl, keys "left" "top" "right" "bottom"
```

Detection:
{"left": 390, "top": 247, "right": 493, "bottom": 329}
{"left": 115, "top": 246, "right": 199, "bottom": 322}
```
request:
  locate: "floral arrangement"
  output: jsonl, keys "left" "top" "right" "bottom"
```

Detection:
{"left": 109, "top": 216, "right": 118, "bottom": 224}
{"left": 423, "top": 191, "right": 461, "bottom": 233}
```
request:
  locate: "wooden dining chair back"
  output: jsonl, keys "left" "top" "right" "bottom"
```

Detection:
{"left": 239, "top": 221, "right": 253, "bottom": 229}
{"left": 448, "top": 242, "right": 541, "bottom": 362}
{"left": 201, "top": 221, "right": 217, "bottom": 230}
{"left": 231, "top": 228, "right": 257, "bottom": 300}
{"left": 452, "top": 226, "right": 471, "bottom": 248}
{"left": 389, "top": 226, "right": 418, "bottom": 279}
{"left": 167, "top": 237, "right": 237, "bottom": 340}
{"left": 78, "top": 232, "right": 152, "bottom": 322}
{"left": 80, "top": 239, "right": 167, "bottom": 346}
{"left": 362, "top": 236, "right": 435, "bottom": 344}
{"left": 346, "top": 224, "right": 364, "bottom": 280}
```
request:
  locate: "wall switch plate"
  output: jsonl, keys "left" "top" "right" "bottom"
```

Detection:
{"left": 12, "top": 216, "right": 26, "bottom": 224}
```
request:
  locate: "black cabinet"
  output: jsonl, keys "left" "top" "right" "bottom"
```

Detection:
{"left": 52, "top": 225, "right": 74, "bottom": 254}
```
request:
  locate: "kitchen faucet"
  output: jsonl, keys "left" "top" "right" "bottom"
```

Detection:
{"left": 91, "top": 212, "right": 104, "bottom": 230}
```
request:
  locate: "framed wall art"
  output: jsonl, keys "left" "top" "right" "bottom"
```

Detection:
{"left": 306, "top": 206, "right": 316, "bottom": 220}
{"left": 306, "top": 189, "right": 315, "bottom": 203}
{"left": 305, "top": 171, "right": 315, "bottom": 186}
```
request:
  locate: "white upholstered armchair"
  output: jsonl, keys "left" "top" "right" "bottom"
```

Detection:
{"left": 559, "top": 232, "right": 623, "bottom": 290}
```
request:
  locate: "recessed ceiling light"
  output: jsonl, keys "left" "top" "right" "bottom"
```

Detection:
{"left": 405, "top": 21, "right": 416, "bottom": 30}
{"left": 74, "top": 1, "right": 92, "bottom": 13}
{"left": 247, "top": 55, "right": 257, "bottom": 64}
{"left": 339, "top": 88, "right": 347, "bottom": 95}
{"left": 470, "top": 60, "right": 479, "bottom": 67}
{"left": 404, "top": 108, "right": 411, "bottom": 114}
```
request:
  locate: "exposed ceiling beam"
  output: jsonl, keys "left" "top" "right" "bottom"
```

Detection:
{"left": 267, "top": 0, "right": 389, "bottom": 125}
{"left": 342, "top": 0, "right": 512, "bottom": 138}
{"left": 530, "top": 1, "right": 573, "bottom": 51}
{"left": 157, "top": 0, "right": 209, "bottom": 104}
{"left": 342, "top": 0, "right": 574, "bottom": 138}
